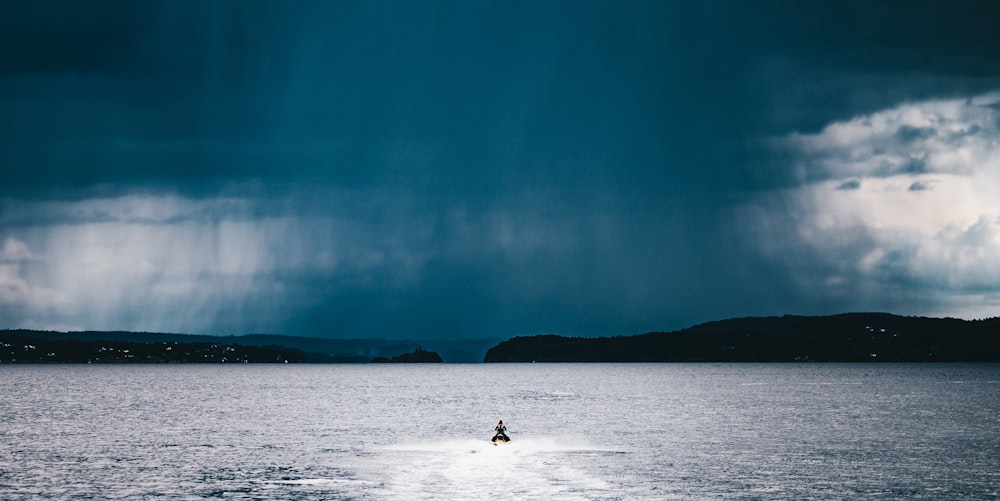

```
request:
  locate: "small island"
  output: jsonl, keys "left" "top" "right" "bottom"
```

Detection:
{"left": 371, "top": 347, "right": 443, "bottom": 363}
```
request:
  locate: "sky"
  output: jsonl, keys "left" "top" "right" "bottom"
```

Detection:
{"left": 2, "top": 0, "right": 1000, "bottom": 339}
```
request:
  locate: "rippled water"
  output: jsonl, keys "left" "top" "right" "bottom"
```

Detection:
{"left": 1, "top": 363, "right": 999, "bottom": 499}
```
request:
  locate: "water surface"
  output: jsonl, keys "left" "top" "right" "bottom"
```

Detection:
{"left": 1, "top": 363, "right": 998, "bottom": 499}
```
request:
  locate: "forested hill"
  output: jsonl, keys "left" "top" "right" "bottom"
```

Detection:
{"left": 0, "top": 330, "right": 498, "bottom": 363}
{"left": 483, "top": 313, "right": 1000, "bottom": 362}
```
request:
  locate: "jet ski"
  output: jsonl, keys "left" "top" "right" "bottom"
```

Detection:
{"left": 491, "top": 430, "right": 511, "bottom": 445}
{"left": 491, "top": 420, "right": 510, "bottom": 445}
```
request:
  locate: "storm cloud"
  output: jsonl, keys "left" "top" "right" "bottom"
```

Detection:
{"left": 3, "top": 1, "right": 1000, "bottom": 337}
{"left": 748, "top": 93, "right": 1000, "bottom": 319}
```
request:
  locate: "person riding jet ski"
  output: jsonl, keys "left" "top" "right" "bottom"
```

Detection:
{"left": 491, "top": 420, "right": 510, "bottom": 443}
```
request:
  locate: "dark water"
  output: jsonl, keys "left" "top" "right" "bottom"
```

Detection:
{"left": 1, "top": 363, "right": 998, "bottom": 499}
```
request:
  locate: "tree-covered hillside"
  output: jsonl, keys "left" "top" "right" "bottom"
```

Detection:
{"left": 484, "top": 313, "right": 1000, "bottom": 362}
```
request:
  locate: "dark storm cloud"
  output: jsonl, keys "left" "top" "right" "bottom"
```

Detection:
{"left": 3, "top": 1, "right": 1000, "bottom": 335}
{"left": 737, "top": 0, "right": 1000, "bottom": 103}
{"left": 837, "top": 179, "right": 861, "bottom": 191}
{"left": 0, "top": 1, "right": 146, "bottom": 76}
{"left": 1, "top": 0, "right": 678, "bottom": 197}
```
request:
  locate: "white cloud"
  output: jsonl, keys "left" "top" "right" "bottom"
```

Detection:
{"left": 0, "top": 194, "right": 257, "bottom": 226}
{"left": 914, "top": 215, "right": 1000, "bottom": 289}
{"left": 0, "top": 237, "right": 32, "bottom": 261}
{"left": 0, "top": 193, "right": 355, "bottom": 332}
{"left": 750, "top": 92, "right": 1000, "bottom": 318}
{"left": 0, "top": 188, "right": 583, "bottom": 333}
{"left": 0, "top": 238, "right": 67, "bottom": 316}
{"left": 0, "top": 264, "right": 32, "bottom": 304}
{"left": 784, "top": 92, "right": 1000, "bottom": 182}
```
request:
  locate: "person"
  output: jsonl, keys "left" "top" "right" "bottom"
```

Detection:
{"left": 492, "top": 419, "right": 510, "bottom": 442}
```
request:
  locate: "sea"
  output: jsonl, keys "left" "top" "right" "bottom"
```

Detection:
{"left": 1, "top": 363, "right": 999, "bottom": 500}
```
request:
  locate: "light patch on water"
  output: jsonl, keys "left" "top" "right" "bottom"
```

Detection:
{"left": 384, "top": 436, "right": 619, "bottom": 454}
{"left": 374, "top": 437, "right": 618, "bottom": 500}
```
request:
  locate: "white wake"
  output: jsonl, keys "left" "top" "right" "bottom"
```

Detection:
{"left": 374, "top": 437, "right": 617, "bottom": 500}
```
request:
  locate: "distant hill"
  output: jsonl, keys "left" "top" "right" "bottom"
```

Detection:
{"left": 7, "top": 313, "right": 999, "bottom": 364}
{"left": 0, "top": 330, "right": 500, "bottom": 363}
{"left": 483, "top": 313, "right": 1000, "bottom": 362}
{"left": 0, "top": 332, "right": 310, "bottom": 364}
